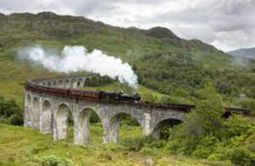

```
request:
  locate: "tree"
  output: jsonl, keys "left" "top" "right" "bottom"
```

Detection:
{"left": 0, "top": 96, "right": 23, "bottom": 125}
{"left": 188, "top": 82, "right": 224, "bottom": 137}
{"left": 165, "top": 82, "right": 224, "bottom": 155}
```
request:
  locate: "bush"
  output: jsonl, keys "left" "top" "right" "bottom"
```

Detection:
{"left": 229, "top": 147, "right": 255, "bottom": 166}
{"left": 0, "top": 97, "right": 20, "bottom": 119}
{"left": 38, "top": 155, "right": 74, "bottom": 166}
{"left": 192, "top": 136, "right": 218, "bottom": 158}
{"left": 223, "top": 115, "right": 253, "bottom": 139}
{"left": 188, "top": 82, "right": 224, "bottom": 137}
{"left": 120, "top": 115, "right": 139, "bottom": 126}
{"left": 165, "top": 82, "right": 225, "bottom": 156}
{"left": 9, "top": 113, "right": 23, "bottom": 125}
{"left": 140, "top": 147, "right": 156, "bottom": 155}
{"left": 166, "top": 109, "right": 255, "bottom": 164}
{"left": 122, "top": 136, "right": 165, "bottom": 152}
{"left": 142, "top": 92, "right": 158, "bottom": 102}
{"left": 90, "top": 111, "right": 100, "bottom": 123}
{"left": 97, "top": 152, "right": 112, "bottom": 161}
{"left": 0, "top": 96, "right": 23, "bottom": 125}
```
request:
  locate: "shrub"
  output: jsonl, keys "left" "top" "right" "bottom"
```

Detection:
{"left": 120, "top": 115, "right": 139, "bottom": 126}
{"left": 90, "top": 111, "right": 100, "bottom": 123}
{"left": 123, "top": 136, "right": 165, "bottom": 152}
{"left": 229, "top": 147, "right": 255, "bottom": 166}
{"left": 97, "top": 152, "right": 112, "bottom": 161}
{"left": 165, "top": 82, "right": 225, "bottom": 157}
{"left": 142, "top": 92, "right": 158, "bottom": 102}
{"left": 223, "top": 115, "right": 253, "bottom": 139}
{"left": 192, "top": 136, "right": 218, "bottom": 158}
{"left": 9, "top": 113, "right": 23, "bottom": 125}
{"left": 38, "top": 155, "right": 74, "bottom": 166}
{"left": 0, "top": 96, "right": 23, "bottom": 125}
{"left": 185, "top": 82, "right": 224, "bottom": 138}
{"left": 140, "top": 147, "right": 156, "bottom": 155}
{"left": 0, "top": 97, "right": 21, "bottom": 119}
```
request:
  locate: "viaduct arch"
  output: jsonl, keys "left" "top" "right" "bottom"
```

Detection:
{"left": 24, "top": 75, "right": 249, "bottom": 145}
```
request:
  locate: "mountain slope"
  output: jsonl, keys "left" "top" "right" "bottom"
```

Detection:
{"left": 0, "top": 12, "right": 229, "bottom": 62}
{"left": 0, "top": 12, "right": 254, "bottom": 104}
{"left": 228, "top": 47, "right": 255, "bottom": 60}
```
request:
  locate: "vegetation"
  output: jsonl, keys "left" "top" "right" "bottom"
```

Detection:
{"left": 136, "top": 52, "right": 255, "bottom": 100}
{"left": 102, "top": 83, "right": 255, "bottom": 165}
{"left": 1, "top": 81, "right": 254, "bottom": 165}
{"left": 0, "top": 12, "right": 255, "bottom": 165}
{"left": 0, "top": 12, "right": 254, "bottom": 107}
{"left": 0, "top": 96, "right": 23, "bottom": 125}
{"left": 37, "top": 155, "right": 74, "bottom": 166}
{"left": 164, "top": 83, "right": 255, "bottom": 165}
{"left": 0, "top": 123, "right": 229, "bottom": 166}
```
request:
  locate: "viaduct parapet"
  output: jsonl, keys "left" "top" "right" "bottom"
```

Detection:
{"left": 24, "top": 75, "right": 250, "bottom": 145}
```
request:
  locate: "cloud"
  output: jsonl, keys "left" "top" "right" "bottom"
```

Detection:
{"left": 0, "top": 0, "right": 254, "bottom": 51}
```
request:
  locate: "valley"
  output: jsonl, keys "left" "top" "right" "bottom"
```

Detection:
{"left": 0, "top": 12, "right": 254, "bottom": 166}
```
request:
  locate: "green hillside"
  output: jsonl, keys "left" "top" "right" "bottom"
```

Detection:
{"left": 0, "top": 12, "right": 255, "bottom": 166}
{"left": 0, "top": 12, "right": 254, "bottom": 107}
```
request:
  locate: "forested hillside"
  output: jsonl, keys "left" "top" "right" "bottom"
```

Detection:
{"left": 0, "top": 12, "right": 254, "bottom": 110}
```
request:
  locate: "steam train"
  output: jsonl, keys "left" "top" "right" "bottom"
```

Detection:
{"left": 25, "top": 81, "right": 141, "bottom": 102}
{"left": 25, "top": 80, "right": 252, "bottom": 115}
{"left": 70, "top": 89, "right": 141, "bottom": 102}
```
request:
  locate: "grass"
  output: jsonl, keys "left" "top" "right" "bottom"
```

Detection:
{"left": 0, "top": 123, "right": 229, "bottom": 166}
{"left": 0, "top": 58, "right": 60, "bottom": 104}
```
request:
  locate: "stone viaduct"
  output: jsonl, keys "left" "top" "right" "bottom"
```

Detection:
{"left": 24, "top": 75, "right": 250, "bottom": 145}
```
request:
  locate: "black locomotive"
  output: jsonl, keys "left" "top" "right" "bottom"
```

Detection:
{"left": 99, "top": 91, "right": 141, "bottom": 102}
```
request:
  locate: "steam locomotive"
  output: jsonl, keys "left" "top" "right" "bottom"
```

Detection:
{"left": 101, "top": 91, "right": 141, "bottom": 102}
{"left": 69, "top": 89, "right": 141, "bottom": 102}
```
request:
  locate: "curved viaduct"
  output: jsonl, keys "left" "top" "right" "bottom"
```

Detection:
{"left": 24, "top": 76, "right": 249, "bottom": 145}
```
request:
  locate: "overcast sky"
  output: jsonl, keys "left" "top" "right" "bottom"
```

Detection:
{"left": 0, "top": 0, "right": 255, "bottom": 51}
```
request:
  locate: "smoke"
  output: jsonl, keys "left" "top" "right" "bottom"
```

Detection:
{"left": 18, "top": 45, "right": 138, "bottom": 88}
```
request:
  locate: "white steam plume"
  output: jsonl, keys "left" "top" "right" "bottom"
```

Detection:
{"left": 18, "top": 45, "right": 138, "bottom": 88}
